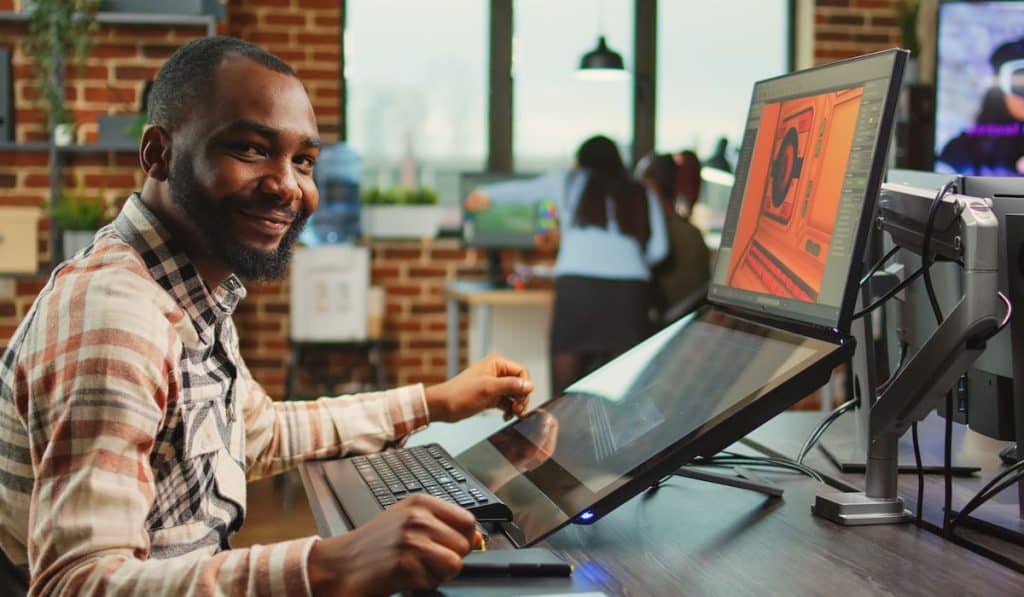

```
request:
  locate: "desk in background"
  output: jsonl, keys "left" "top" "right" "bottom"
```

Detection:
{"left": 299, "top": 412, "right": 1024, "bottom": 594}
{"left": 443, "top": 281, "right": 552, "bottom": 402}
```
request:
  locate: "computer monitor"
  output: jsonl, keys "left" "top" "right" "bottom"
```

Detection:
{"left": 709, "top": 49, "right": 908, "bottom": 333}
{"left": 934, "top": 1, "right": 1024, "bottom": 176}
{"left": 459, "top": 171, "right": 541, "bottom": 286}
{"left": 883, "top": 169, "right": 1024, "bottom": 451}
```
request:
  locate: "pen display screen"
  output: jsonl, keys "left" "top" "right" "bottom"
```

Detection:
{"left": 459, "top": 308, "right": 838, "bottom": 545}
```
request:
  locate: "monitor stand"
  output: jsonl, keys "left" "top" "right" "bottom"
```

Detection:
{"left": 818, "top": 418, "right": 981, "bottom": 476}
{"left": 675, "top": 465, "right": 784, "bottom": 498}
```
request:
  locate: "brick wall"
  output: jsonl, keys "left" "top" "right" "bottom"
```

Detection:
{"left": 814, "top": 0, "right": 900, "bottom": 64}
{"left": 1, "top": 0, "right": 909, "bottom": 404}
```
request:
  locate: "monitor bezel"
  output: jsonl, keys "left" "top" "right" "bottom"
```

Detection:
{"left": 709, "top": 48, "right": 908, "bottom": 335}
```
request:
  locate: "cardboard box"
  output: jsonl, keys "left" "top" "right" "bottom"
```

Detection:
{"left": 290, "top": 245, "right": 369, "bottom": 341}
{"left": 0, "top": 207, "right": 41, "bottom": 274}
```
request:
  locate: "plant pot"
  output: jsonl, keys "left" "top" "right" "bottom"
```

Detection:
{"left": 53, "top": 123, "right": 75, "bottom": 146}
{"left": 361, "top": 205, "right": 442, "bottom": 239}
{"left": 62, "top": 229, "right": 96, "bottom": 260}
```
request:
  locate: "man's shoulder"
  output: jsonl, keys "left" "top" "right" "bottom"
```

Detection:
{"left": 37, "top": 232, "right": 183, "bottom": 333}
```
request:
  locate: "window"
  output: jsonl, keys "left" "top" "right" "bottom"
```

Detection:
{"left": 345, "top": 0, "right": 487, "bottom": 203}
{"left": 656, "top": 1, "right": 789, "bottom": 163}
{"left": 513, "top": 0, "right": 634, "bottom": 172}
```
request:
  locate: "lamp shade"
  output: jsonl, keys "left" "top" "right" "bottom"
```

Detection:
{"left": 577, "top": 35, "right": 628, "bottom": 80}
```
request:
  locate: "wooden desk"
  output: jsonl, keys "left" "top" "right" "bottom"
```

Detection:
{"left": 299, "top": 413, "right": 1024, "bottom": 594}
{"left": 750, "top": 411, "right": 1024, "bottom": 569}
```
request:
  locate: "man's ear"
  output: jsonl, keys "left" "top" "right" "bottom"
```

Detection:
{"left": 140, "top": 125, "right": 172, "bottom": 181}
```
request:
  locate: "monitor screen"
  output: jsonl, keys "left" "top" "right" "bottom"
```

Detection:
{"left": 457, "top": 306, "right": 845, "bottom": 546}
{"left": 935, "top": 1, "right": 1024, "bottom": 177}
{"left": 459, "top": 172, "right": 541, "bottom": 249}
{"left": 709, "top": 49, "right": 906, "bottom": 331}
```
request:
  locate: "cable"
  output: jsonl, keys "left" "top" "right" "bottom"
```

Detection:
{"left": 691, "top": 454, "right": 824, "bottom": 483}
{"left": 796, "top": 397, "right": 857, "bottom": 465}
{"left": 859, "top": 245, "right": 902, "bottom": 287}
{"left": 951, "top": 466, "right": 1024, "bottom": 531}
{"left": 851, "top": 266, "right": 926, "bottom": 320}
{"left": 950, "top": 458, "right": 1024, "bottom": 531}
{"left": 912, "top": 422, "right": 924, "bottom": 524}
{"left": 876, "top": 341, "right": 909, "bottom": 395}
{"left": 920, "top": 181, "right": 956, "bottom": 537}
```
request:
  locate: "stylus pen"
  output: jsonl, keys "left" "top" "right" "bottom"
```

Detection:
{"left": 459, "top": 563, "right": 572, "bottom": 577}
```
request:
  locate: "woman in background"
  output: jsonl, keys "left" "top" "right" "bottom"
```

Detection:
{"left": 464, "top": 135, "right": 668, "bottom": 396}
{"left": 641, "top": 151, "right": 711, "bottom": 324}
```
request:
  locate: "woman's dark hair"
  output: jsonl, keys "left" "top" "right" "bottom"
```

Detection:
{"left": 574, "top": 135, "right": 650, "bottom": 247}
{"left": 642, "top": 150, "right": 702, "bottom": 213}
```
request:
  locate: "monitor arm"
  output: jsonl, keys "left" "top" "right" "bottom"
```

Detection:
{"left": 814, "top": 184, "right": 1006, "bottom": 525}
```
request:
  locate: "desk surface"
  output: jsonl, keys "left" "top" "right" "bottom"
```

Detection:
{"left": 443, "top": 281, "right": 552, "bottom": 306}
{"left": 300, "top": 412, "right": 1024, "bottom": 595}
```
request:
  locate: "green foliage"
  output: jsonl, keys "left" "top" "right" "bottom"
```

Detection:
{"left": 23, "top": 0, "right": 101, "bottom": 130}
{"left": 52, "top": 188, "right": 109, "bottom": 231}
{"left": 360, "top": 186, "right": 440, "bottom": 206}
{"left": 895, "top": 0, "right": 920, "bottom": 58}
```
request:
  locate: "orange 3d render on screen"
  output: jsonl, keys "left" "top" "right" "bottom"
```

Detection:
{"left": 726, "top": 86, "right": 864, "bottom": 303}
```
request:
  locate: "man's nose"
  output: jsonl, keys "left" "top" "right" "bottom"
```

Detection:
{"left": 258, "top": 159, "right": 302, "bottom": 205}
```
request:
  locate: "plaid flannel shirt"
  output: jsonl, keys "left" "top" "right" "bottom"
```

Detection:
{"left": 0, "top": 195, "right": 429, "bottom": 595}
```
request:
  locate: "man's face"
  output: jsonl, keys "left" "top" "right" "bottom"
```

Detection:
{"left": 167, "top": 56, "right": 321, "bottom": 281}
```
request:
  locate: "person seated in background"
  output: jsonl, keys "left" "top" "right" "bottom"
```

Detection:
{"left": 640, "top": 151, "right": 711, "bottom": 324}
{"left": 0, "top": 37, "right": 535, "bottom": 596}
{"left": 464, "top": 135, "right": 668, "bottom": 397}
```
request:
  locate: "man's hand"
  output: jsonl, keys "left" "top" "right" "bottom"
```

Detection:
{"left": 463, "top": 190, "right": 492, "bottom": 212}
{"left": 307, "top": 494, "right": 483, "bottom": 596}
{"left": 425, "top": 354, "right": 533, "bottom": 423}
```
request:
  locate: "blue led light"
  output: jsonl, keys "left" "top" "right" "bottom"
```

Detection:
{"left": 577, "top": 510, "right": 596, "bottom": 522}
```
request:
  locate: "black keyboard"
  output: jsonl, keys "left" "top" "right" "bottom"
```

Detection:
{"left": 349, "top": 444, "right": 512, "bottom": 521}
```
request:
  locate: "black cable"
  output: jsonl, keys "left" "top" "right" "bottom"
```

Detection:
{"left": 920, "top": 181, "right": 956, "bottom": 537}
{"left": 912, "top": 422, "right": 924, "bottom": 524}
{"left": 950, "top": 458, "right": 1024, "bottom": 531}
{"left": 796, "top": 397, "right": 857, "bottom": 465}
{"left": 692, "top": 455, "right": 824, "bottom": 483}
{"left": 876, "top": 341, "right": 909, "bottom": 395}
{"left": 951, "top": 466, "right": 1024, "bottom": 530}
{"left": 851, "top": 266, "right": 926, "bottom": 320}
{"left": 859, "top": 245, "right": 902, "bottom": 287}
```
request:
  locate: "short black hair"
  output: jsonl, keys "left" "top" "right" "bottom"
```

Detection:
{"left": 990, "top": 36, "right": 1024, "bottom": 72}
{"left": 148, "top": 36, "right": 297, "bottom": 131}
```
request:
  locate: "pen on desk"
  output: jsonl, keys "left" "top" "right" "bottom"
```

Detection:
{"left": 459, "top": 562, "right": 572, "bottom": 577}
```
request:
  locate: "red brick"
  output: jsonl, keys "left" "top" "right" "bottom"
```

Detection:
{"left": 409, "top": 266, "right": 446, "bottom": 279}
{"left": 141, "top": 44, "right": 180, "bottom": 60}
{"left": 4, "top": 151, "right": 46, "bottom": 166}
{"left": 115, "top": 66, "right": 159, "bottom": 80}
{"left": 314, "top": 15, "right": 340, "bottom": 28}
{"left": 410, "top": 304, "right": 444, "bottom": 315}
{"left": 265, "top": 14, "right": 307, "bottom": 26}
{"left": 381, "top": 248, "right": 423, "bottom": 260}
{"left": 250, "top": 32, "right": 292, "bottom": 45}
{"left": 296, "top": 33, "right": 337, "bottom": 46}
{"left": 92, "top": 44, "right": 138, "bottom": 59}
{"left": 0, "top": 196, "right": 44, "bottom": 207}
{"left": 296, "top": 0, "right": 341, "bottom": 9}
{"left": 23, "top": 173, "right": 50, "bottom": 188}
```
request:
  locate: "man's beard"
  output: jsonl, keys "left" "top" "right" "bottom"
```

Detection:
{"left": 168, "top": 157, "right": 309, "bottom": 281}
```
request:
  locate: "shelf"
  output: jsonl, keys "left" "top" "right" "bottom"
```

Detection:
{"left": 0, "top": 142, "right": 51, "bottom": 151}
{"left": 0, "top": 11, "right": 217, "bottom": 35}
{"left": 58, "top": 143, "right": 138, "bottom": 153}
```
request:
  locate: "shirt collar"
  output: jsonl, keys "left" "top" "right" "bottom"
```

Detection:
{"left": 113, "top": 194, "right": 247, "bottom": 344}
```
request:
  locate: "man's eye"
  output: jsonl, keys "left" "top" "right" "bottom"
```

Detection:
{"left": 297, "top": 156, "right": 317, "bottom": 169}
{"left": 235, "top": 144, "right": 265, "bottom": 157}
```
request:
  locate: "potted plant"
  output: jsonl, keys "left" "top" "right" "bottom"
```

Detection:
{"left": 360, "top": 185, "right": 443, "bottom": 239}
{"left": 22, "top": 0, "right": 100, "bottom": 138}
{"left": 52, "top": 187, "right": 109, "bottom": 259}
{"left": 895, "top": 0, "right": 920, "bottom": 83}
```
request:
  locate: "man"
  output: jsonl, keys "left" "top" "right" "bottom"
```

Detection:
{"left": 0, "top": 37, "right": 534, "bottom": 595}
